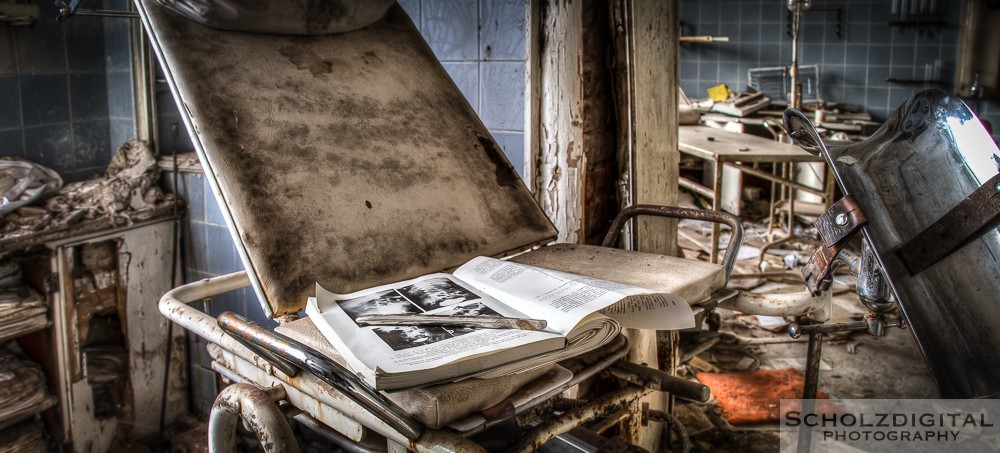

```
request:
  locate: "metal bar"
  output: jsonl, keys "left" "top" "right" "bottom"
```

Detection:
{"left": 209, "top": 384, "right": 300, "bottom": 453}
{"left": 788, "top": 319, "right": 903, "bottom": 339}
{"left": 506, "top": 385, "right": 649, "bottom": 453}
{"left": 217, "top": 312, "right": 424, "bottom": 441}
{"left": 601, "top": 205, "right": 743, "bottom": 281}
{"left": 797, "top": 331, "right": 823, "bottom": 453}
{"left": 159, "top": 273, "right": 478, "bottom": 452}
{"left": 710, "top": 160, "right": 724, "bottom": 264}
{"left": 608, "top": 361, "right": 710, "bottom": 402}
{"left": 732, "top": 163, "right": 827, "bottom": 197}
{"left": 678, "top": 177, "right": 715, "bottom": 200}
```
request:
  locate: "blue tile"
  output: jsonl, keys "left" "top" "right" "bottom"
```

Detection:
{"left": 480, "top": 61, "right": 524, "bottom": 131}
{"left": 866, "top": 65, "right": 890, "bottom": 87}
{"left": 913, "top": 46, "right": 938, "bottom": 67}
{"left": 738, "top": 23, "right": 760, "bottom": 43}
{"left": 719, "top": 63, "right": 740, "bottom": 84}
{"left": 186, "top": 221, "right": 209, "bottom": 272}
{"left": 103, "top": 20, "right": 132, "bottom": 72}
{"left": 480, "top": 0, "right": 525, "bottom": 61}
{"left": 738, "top": 2, "right": 760, "bottom": 22}
{"left": 823, "top": 44, "right": 846, "bottom": 66}
{"left": 422, "top": 0, "right": 478, "bottom": 61}
{"left": 0, "top": 129, "right": 24, "bottom": 157}
{"left": 73, "top": 119, "right": 112, "bottom": 169}
{"left": 845, "top": 2, "right": 870, "bottom": 24}
{"left": 398, "top": 0, "right": 421, "bottom": 25}
{"left": 865, "top": 87, "right": 889, "bottom": 113}
{"left": 208, "top": 281, "right": 245, "bottom": 317}
{"left": 847, "top": 23, "right": 870, "bottom": 44}
{"left": 867, "top": 45, "right": 891, "bottom": 66}
{"left": 845, "top": 45, "right": 868, "bottom": 66}
{"left": 442, "top": 62, "right": 479, "bottom": 112}
{"left": 109, "top": 118, "right": 135, "bottom": 148}
{"left": 12, "top": 1, "right": 67, "bottom": 74}
{"left": 870, "top": 2, "right": 892, "bottom": 22}
{"left": 719, "top": 2, "right": 739, "bottom": 23}
{"left": 0, "top": 27, "right": 15, "bottom": 75}
{"left": 889, "top": 87, "right": 916, "bottom": 112}
{"left": 206, "top": 224, "right": 243, "bottom": 275}
{"left": 188, "top": 365, "right": 218, "bottom": 415}
{"left": 20, "top": 75, "right": 70, "bottom": 126}
{"left": 0, "top": 76, "right": 20, "bottom": 129}
{"left": 891, "top": 45, "right": 915, "bottom": 66}
{"left": 203, "top": 176, "right": 227, "bottom": 226}
{"left": 698, "top": 61, "right": 718, "bottom": 82}
{"left": 680, "top": 61, "right": 698, "bottom": 81}
{"left": 800, "top": 44, "right": 823, "bottom": 65}
{"left": 869, "top": 23, "right": 891, "bottom": 44}
{"left": 492, "top": 131, "right": 524, "bottom": 180}
{"left": 23, "top": 124, "right": 74, "bottom": 173}
{"left": 64, "top": 16, "right": 105, "bottom": 73}
{"left": 69, "top": 73, "right": 109, "bottom": 122}
{"left": 760, "top": 22, "right": 784, "bottom": 43}
{"left": 106, "top": 71, "right": 133, "bottom": 119}
{"left": 183, "top": 172, "right": 205, "bottom": 222}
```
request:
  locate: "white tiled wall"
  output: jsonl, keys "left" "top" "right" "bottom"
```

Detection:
{"left": 398, "top": 0, "right": 528, "bottom": 178}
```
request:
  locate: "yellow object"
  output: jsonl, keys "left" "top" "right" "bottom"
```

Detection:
{"left": 706, "top": 83, "right": 730, "bottom": 102}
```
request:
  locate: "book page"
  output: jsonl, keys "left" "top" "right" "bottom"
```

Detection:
{"left": 309, "top": 275, "right": 564, "bottom": 378}
{"left": 454, "top": 257, "right": 695, "bottom": 332}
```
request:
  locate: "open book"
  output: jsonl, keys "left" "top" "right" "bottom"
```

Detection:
{"left": 306, "top": 256, "right": 696, "bottom": 391}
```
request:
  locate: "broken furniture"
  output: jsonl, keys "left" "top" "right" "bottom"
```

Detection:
{"left": 678, "top": 125, "right": 836, "bottom": 263}
{"left": 0, "top": 175, "right": 184, "bottom": 452}
{"left": 135, "top": 0, "right": 783, "bottom": 450}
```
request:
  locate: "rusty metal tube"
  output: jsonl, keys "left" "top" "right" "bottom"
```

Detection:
{"left": 608, "top": 361, "right": 710, "bottom": 402}
{"left": 209, "top": 384, "right": 299, "bottom": 453}
{"left": 507, "top": 385, "right": 649, "bottom": 453}
{"left": 159, "top": 274, "right": 474, "bottom": 452}
{"left": 602, "top": 205, "right": 743, "bottom": 281}
{"left": 217, "top": 312, "right": 424, "bottom": 441}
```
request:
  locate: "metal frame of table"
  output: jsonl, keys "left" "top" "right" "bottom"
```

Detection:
{"left": 678, "top": 125, "right": 836, "bottom": 263}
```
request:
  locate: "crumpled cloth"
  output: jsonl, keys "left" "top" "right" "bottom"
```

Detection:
{"left": 0, "top": 158, "right": 63, "bottom": 216}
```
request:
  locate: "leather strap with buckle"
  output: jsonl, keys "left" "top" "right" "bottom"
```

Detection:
{"left": 802, "top": 195, "right": 868, "bottom": 295}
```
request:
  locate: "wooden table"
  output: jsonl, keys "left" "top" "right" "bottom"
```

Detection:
{"left": 678, "top": 125, "right": 835, "bottom": 263}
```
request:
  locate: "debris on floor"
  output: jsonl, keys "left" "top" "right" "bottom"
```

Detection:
{"left": 695, "top": 369, "right": 828, "bottom": 425}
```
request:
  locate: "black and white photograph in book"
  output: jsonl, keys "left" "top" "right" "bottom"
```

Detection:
{"left": 338, "top": 289, "right": 422, "bottom": 321}
{"left": 371, "top": 299, "right": 504, "bottom": 351}
{"left": 397, "top": 277, "right": 481, "bottom": 311}
{"left": 336, "top": 277, "right": 505, "bottom": 351}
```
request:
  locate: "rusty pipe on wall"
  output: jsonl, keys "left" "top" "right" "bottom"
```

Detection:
{"left": 209, "top": 384, "right": 299, "bottom": 453}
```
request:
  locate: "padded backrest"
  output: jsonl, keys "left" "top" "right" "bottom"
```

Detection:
{"left": 137, "top": 1, "right": 557, "bottom": 317}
